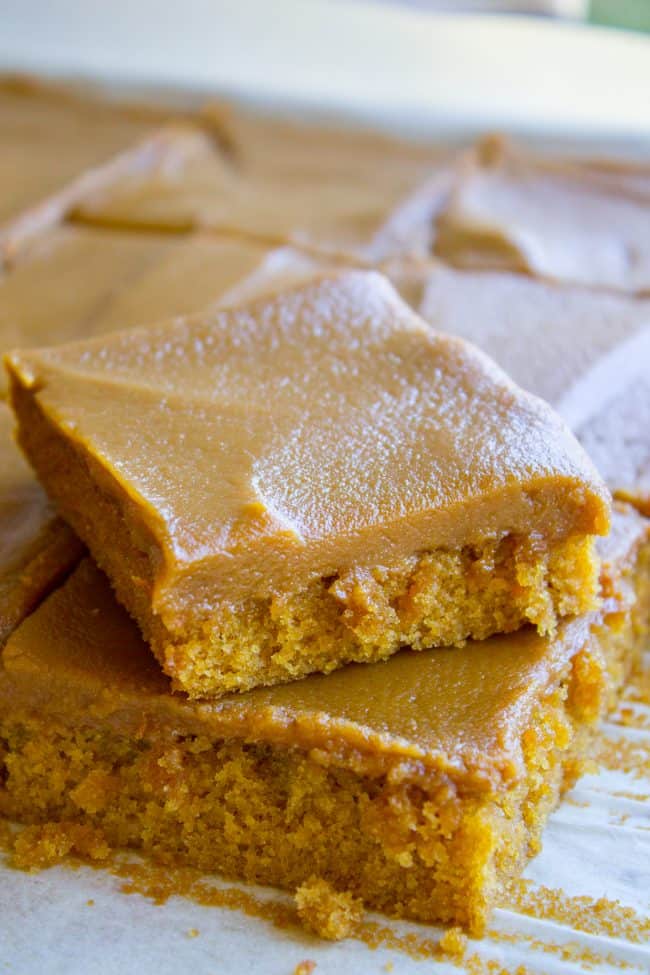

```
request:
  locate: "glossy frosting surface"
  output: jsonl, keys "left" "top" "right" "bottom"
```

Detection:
{"left": 0, "top": 78, "right": 163, "bottom": 233}
{"left": 436, "top": 147, "right": 650, "bottom": 293}
{"left": 7, "top": 271, "right": 609, "bottom": 607}
{"left": 0, "top": 226, "right": 270, "bottom": 390}
{"left": 0, "top": 556, "right": 597, "bottom": 787}
{"left": 419, "top": 263, "right": 650, "bottom": 507}
{"left": 72, "top": 119, "right": 452, "bottom": 258}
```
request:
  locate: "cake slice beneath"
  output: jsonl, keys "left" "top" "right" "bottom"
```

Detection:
{"left": 0, "top": 403, "right": 83, "bottom": 643}
{"left": 6, "top": 271, "right": 610, "bottom": 696}
{"left": 1, "top": 503, "right": 647, "bottom": 935}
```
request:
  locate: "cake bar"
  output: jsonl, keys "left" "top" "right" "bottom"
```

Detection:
{"left": 0, "top": 501, "right": 647, "bottom": 934}
{"left": 7, "top": 271, "right": 609, "bottom": 697}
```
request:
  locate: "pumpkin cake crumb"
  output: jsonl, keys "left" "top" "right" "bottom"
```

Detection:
{"left": 295, "top": 876, "right": 364, "bottom": 940}
{"left": 293, "top": 961, "right": 316, "bottom": 975}
{"left": 438, "top": 926, "right": 468, "bottom": 957}
{"left": 11, "top": 822, "right": 110, "bottom": 871}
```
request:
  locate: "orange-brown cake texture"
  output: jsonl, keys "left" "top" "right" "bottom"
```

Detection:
{"left": 6, "top": 271, "right": 610, "bottom": 697}
{"left": 0, "top": 402, "right": 83, "bottom": 642}
{"left": 0, "top": 225, "right": 279, "bottom": 391}
{"left": 0, "top": 501, "right": 647, "bottom": 936}
{"left": 69, "top": 116, "right": 454, "bottom": 261}
{"left": 418, "top": 262, "right": 650, "bottom": 514}
{"left": 430, "top": 138, "right": 650, "bottom": 294}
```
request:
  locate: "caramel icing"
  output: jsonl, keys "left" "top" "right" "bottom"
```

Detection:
{"left": 0, "top": 403, "right": 83, "bottom": 642}
{"left": 71, "top": 121, "right": 452, "bottom": 259}
{"left": 0, "top": 555, "right": 600, "bottom": 789}
{"left": 419, "top": 263, "right": 650, "bottom": 509}
{"left": 0, "top": 226, "right": 272, "bottom": 389}
{"left": 0, "top": 77, "right": 174, "bottom": 259}
{"left": 6, "top": 271, "right": 609, "bottom": 616}
{"left": 434, "top": 144, "right": 650, "bottom": 294}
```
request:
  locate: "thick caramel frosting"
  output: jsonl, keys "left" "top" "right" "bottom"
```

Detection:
{"left": 71, "top": 120, "right": 453, "bottom": 260}
{"left": 0, "top": 226, "right": 274, "bottom": 390}
{"left": 0, "top": 77, "right": 176, "bottom": 259}
{"left": 0, "top": 556, "right": 600, "bottom": 790}
{"left": 433, "top": 143, "right": 650, "bottom": 294}
{"left": 7, "top": 271, "right": 609, "bottom": 618}
{"left": 0, "top": 403, "right": 83, "bottom": 642}
{"left": 419, "top": 263, "right": 650, "bottom": 510}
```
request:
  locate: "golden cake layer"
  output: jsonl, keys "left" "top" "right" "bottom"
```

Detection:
{"left": 0, "top": 501, "right": 647, "bottom": 935}
{"left": 7, "top": 271, "right": 610, "bottom": 696}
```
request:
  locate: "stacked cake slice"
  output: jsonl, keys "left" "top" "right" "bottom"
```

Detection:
{"left": 0, "top": 79, "right": 649, "bottom": 941}
{"left": 2, "top": 269, "right": 646, "bottom": 935}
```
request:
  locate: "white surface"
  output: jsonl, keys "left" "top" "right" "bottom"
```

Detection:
{"left": 1, "top": 0, "right": 650, "bottom": 141}
{"left": 2, "top": 660, "right": 649, "bottom": 975}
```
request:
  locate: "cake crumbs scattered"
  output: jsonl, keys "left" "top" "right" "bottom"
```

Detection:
{"left": 488, "top": 925, "right": 637, "bottom": 970}
{"left": 293, "top": 961, "right": 316, "bottom": 975}
{"left": 592, "top": 729, "right": 650, "bottom": 781}
{"left": 503, "top": 878, "right": 650, "bottom": 943}
{"left": 295, "top": 877, "right": 364, "bottom": 941}
{"left": 186, "top": 927, "right": 200, "bottom": 938}
{"left": 438, "top": 926, "right": 468, "bottom": 958}
{"left": 2, "top": 816, "right": 647, "bottom": 972}
{"left": 86, "top": 899, "right": 95, "bottom": 907}
{"left": 10, "top": 823, "right": 110, "bottom": 871}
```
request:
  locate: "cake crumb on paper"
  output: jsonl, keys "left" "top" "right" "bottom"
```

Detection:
{"left": 439, "top": 926, "right": 468, "bottom": 957}
{"left": 11, "top": 823, "right": 110, "bottom": 871}
{"left": 295, "top": 876, "right": 364, "bottom": 940}
{"left": 293, "top": 961, "right": 316, "bottom": 975}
